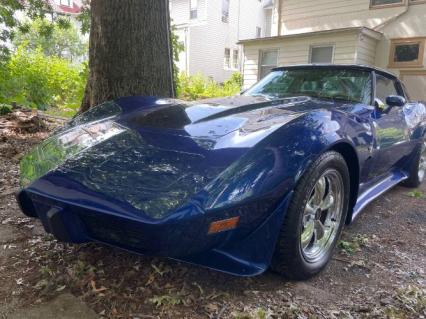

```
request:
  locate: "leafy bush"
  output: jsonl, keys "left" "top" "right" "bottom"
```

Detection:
{"left": 0, "top": 103, "right": 12, "bottom": 115}
{"left": 0, "top": 44, "right": 86, "bottom": 112}
{"left": 177, "top": 72, "right": 242, "bottom": 101}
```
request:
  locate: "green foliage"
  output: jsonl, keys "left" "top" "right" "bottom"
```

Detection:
{"left": 13, "top": 19, "right": 88, "bottom": 62}
{"left": 0, "top": 103, "right": 12, "bottom": 115}
{"left": 406, "top": 190, "right": 425, "bottom": 199}
{"left": 0, "top": 0, "right": 69, "bottom": 59}
{"left": 0, "top": 44, "right": 86, "bottom": 112}
{"left": 177, "top": 72, "right": 243, "bottom": 101}
{"left": 171, "top": 25, "right": 185, "bottom": 95}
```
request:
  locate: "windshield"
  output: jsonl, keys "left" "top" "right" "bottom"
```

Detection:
{"left": 244, "top": 68, "right": 373, "bottom": 104}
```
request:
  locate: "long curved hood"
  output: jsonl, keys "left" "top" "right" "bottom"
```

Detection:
{"left": 20, "top": 95, "right": 328, "bottom": 219}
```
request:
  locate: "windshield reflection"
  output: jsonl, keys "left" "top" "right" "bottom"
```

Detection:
{"left": 244, "top": 68, "right": 372, "bottom": 104}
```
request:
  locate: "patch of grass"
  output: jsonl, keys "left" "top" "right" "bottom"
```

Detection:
{"left": 338, "top": 234, "right": 370, "bottom": 255}
{"left": 406, "top": 190, "right": 425, "bottom": 199}
{"left": 148, "top": 293, "right": 184, "bottom": 308}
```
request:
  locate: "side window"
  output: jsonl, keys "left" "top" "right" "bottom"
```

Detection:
{"left": 395, "top": 80, "right": 408, "bottom": 100}
{"left": 375, "top": 74, "right": 398, "bottom": 105}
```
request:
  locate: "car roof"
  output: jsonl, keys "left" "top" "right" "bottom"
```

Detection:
{"left": 273, "top": 64, "right": 398, "bottom": 79}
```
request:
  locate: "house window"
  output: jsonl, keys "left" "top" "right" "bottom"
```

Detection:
{"left": 60, "top": 0, "right": 72, "bottom": 6}
{"left": 256, "top": 27, "right": 262, "bottom": 38}
{"left": 222, "top": 0, "right": 230, "bottom": 23}
{"left": 309, "top": 45, "right": 334, "bottom": 64}
{"left": 370, "top": 0, "right": 405, "bottom": 8}
{"left": 190, "top": 0, "right": 198, "bottom": 19}
{"left": 259, "top": 49, "right": 278, "bottom": 79}
{"left": 389, "top": 38, "right": 425, "bottom": 68}
{"left": 233, "top": 50, "right": 239, "bottom": 69}
{"left": 224, "top": 48, "right": 231, "bottom": 69}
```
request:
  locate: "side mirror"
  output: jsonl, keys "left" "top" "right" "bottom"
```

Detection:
{"left": 386, "top": 95, "right": 406, "bottom": 107}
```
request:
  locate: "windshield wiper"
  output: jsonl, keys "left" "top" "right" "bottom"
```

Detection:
{"left": 319, "top": 96, "right": 356, "bottom": 103}
{"left": 249, "top": 93, "right": 274, "bottom": 100}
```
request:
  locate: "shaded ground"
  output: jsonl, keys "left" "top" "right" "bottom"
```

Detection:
{"left": 0, "top": 113, "right": 425, "bottom": 318}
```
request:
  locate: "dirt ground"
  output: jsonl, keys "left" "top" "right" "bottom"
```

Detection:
{"left": 0, "top": 112, "right": 425, "bottom": 319}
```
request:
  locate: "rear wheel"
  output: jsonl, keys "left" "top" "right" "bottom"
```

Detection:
{"left": 271, "top": 151, "right": 350, "bottom": 280}
{"left": 401, "top": 140, "right": 426, "bottom": 188}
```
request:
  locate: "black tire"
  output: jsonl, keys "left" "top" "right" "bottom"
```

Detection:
{"left": 401, "top": 140, "right": 426, "bottom": 188}
{"left": 270, "top": 151, "right": 350, "bottom": 280}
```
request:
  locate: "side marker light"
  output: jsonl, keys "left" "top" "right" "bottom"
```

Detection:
{"left": 208, "top": 217, "right": 240, "bottom": 234}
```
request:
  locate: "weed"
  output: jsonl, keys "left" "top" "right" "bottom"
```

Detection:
{"left": 407, "top": 190, "right": 425, "bottom": 199}
{"left": 148, "top": 293, "right": 184, "bottom": 308}
{"left": 338, "top": 234, "right": 369, "bottom": 255}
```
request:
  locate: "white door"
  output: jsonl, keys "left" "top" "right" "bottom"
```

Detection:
{"left": 401, "top": 72, "right": 426, "bottom": 103}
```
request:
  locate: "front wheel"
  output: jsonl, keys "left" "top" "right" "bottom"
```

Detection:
{"left": 271, "top": 151, "right": 350, "bottom": 280}
{"left": 401, "top": 140, "right": 426, "bottom": 188}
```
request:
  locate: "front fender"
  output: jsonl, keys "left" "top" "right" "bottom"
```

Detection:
{"left": 202, "top": 110, "right": 367, "bottom": 210}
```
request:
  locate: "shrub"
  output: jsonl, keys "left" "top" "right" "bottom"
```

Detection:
{"left": 0, "top": 44, "right": 86, "bottom": 112}
{"left": 176, "top": 72, "right": 242, "bottom": 101}
{"left": 0, "top": 103, "right": 12, "bottom": 115}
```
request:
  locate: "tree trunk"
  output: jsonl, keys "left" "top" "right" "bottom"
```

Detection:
{"left": 80, "top": 0, "right": 174, "bottom": 113}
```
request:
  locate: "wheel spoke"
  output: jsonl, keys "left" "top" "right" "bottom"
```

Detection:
{"left": 314, "top": 220, "right": 325, "bottom": 241}
{"left": 301, "top": 220, "right": 315, "bottom": 249}
{"left": 313, "top": 176, "right": 326, "bottom": 205}
{"left": 305, "top": 200, "right": 316, "bottom": 215}
{"left": 320, "top": 192, "right": 334, "bottom": 211}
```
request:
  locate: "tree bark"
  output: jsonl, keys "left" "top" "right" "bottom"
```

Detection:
{"left": 80, "top": 0, "right": 174, "bottom": 113}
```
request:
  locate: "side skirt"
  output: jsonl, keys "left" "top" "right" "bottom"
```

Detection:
{"left": 352, "top": 170, "right": 408, "bottom": 222}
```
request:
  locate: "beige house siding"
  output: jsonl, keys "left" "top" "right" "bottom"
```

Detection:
{"left": 242, "top": 30, "right": 378, "bottom": 88}
{"left": 356, "top": 34, "right": 378, "bottom": 66}
{"left": 375, "top": 4, "right": 426, "bottom": 75}
{"left": 242, "top": 0, "right": 426, "bottom": 99}
{"left": 277, "top": 0, "right": 407, "bottom": 36}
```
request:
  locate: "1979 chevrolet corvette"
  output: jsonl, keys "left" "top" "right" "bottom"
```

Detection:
{"left": 17, "top": 65, "right": 426, "bottom": 280}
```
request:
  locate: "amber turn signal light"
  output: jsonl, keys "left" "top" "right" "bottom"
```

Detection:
{"left": 208, "top": 217, "right": 240, "bottom": 234}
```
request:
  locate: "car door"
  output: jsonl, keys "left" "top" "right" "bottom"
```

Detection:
{"left": 370, "top": 72, "right": 411, "bottom": 177}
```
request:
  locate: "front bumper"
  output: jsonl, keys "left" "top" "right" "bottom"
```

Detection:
{"left": 17, "top": 188, "right": 292, "bottom": 276}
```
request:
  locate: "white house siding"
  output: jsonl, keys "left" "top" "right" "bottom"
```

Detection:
{"left": 171, "top": 0, "right": 268, "bottom": 83}
{"left": 170, "top": 0, "right": 207, "bottom": 25}
{"left": 242, "top": 30, "right": 364, "bottom": 89}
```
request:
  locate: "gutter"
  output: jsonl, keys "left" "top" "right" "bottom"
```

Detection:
{"left": 238, "top": 27, "right": 382, "bottom": 44}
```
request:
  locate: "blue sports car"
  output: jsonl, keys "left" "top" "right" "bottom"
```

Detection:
{"left": 17, "top": 65, "right": 425, "bottom": 280}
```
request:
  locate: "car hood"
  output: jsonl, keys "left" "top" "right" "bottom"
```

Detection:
{"left": 20, "top": 95, "right": 332, "bottom": 219}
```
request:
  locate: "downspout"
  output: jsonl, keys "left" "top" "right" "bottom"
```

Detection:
{"left": 237, "top": 0, "right": 242, "bottom": 73}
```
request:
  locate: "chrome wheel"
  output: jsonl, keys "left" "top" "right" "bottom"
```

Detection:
{"left": 301, "top": 169, "right": 344, "bottom": 263}
{"left": 419, "top": 141, "right": 426, "bottom": 183}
